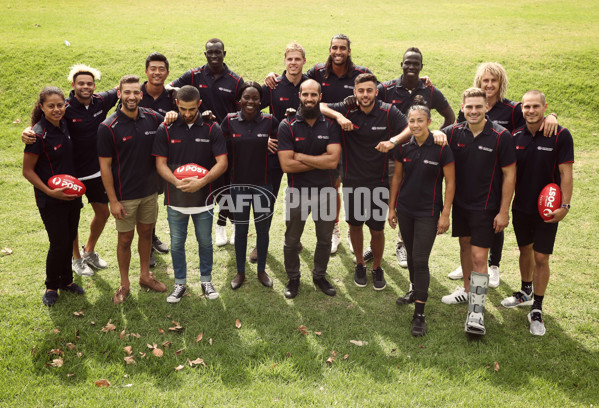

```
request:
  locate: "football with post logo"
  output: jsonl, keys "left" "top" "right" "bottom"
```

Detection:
{"left": 174, "top": 163, "right": 209, "bottom": 180}
{"left": 538, "top": 183, "right": 561, "bottom": 220}
{"left": 48, "top": 174, "right": 86, "bottom": 197}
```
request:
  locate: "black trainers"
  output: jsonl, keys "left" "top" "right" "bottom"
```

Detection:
{"left": 313, "top": 277, "right": 336, "bottom": 296}
{"left": 284, "top": 279, "right": 300, "bottom": 299}
{"left": 372, "top": 267, "right": 386, "bottom": 291}
{"left": 150, "top": 249, "right": 157, "bottom": 268}
{"left": 152, "top": 234, "right": 169, "bottom": 254}
{"left": 61, "top": 283, "right": 85, "bottom": 295}
{"left": 201, "top": 282, "right": 219, "bottom": 300}
{"left": 43, "top": 290, "right": 58, "bottom": 306}
{"left": 396, "top": 289, "right": 415, "bottom": 305}
{"left": 363, "top": 247, "right": 373, "bottom": 262}
{"left": 411, "top": 313, "right": 427, "bottom": 337}
{"left": 167, "top": 284, "right": 186, "bottom": 303}
{"left": 354, "top": 264, "right": 367, "bottom": 287}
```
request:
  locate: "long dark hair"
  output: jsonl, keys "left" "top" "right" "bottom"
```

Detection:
{"left": 324, "top": 34, "right": 354, "bottom": 79}
{"left": 30, "top": 86, "right": 65, "bottom": 126}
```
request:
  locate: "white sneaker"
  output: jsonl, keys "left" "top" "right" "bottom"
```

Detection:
{"left": 528, "top": 309, "right": 546, "bottom": 336}
{"left": 501, "top": 290, "right": 534, "bottom": 308}
{"left": 441, "top": 286, "right": 468, "bottom": 304}
{"left": 396, "top": 244, "right": 408, "bottom": 268}
{"left": 448, "top": 265, "right": 463, "bottom": 280}
{"left": 346, "top": 230, "right": 354, "bottom": 254}
{"left": 331, "top": 222, "right": 341, "bottom": 254}
{"left": 229, "top": 227, "right": 235, "bottom": 245}
{"left": 166, "top": 284, "right": 186, "bottom": 303}
{"left": 215, "top": 225, "right": 227, "bottom": 247}
{"left": 72, "top": 257, "right": 94, "bottom": 277}
{"left": 81, "top": 247, "right": 108, "bottom": 269}
{"left": 488, "top": 265, "right": 500, "bottom": 288}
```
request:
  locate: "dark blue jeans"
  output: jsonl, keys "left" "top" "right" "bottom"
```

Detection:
{"left": 230, "top": 185, "right": 273, "bottom": 273}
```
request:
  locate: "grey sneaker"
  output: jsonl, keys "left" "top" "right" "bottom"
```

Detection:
{"left": 81, "top": 246, "right": 108, "bottom": 269}
{"left": 528, "top": 309, "right": 546, "bottom": 336}
{"left": 167, "top": 284, "right": 186, "bottom": 303}
{"left": 152, "top": 234, "right": 169, "bottom": 254}
{"left": 72, "top": 257, "right": 94, "bottom": 276}
{"left": 396, "top": 245, "right": 408, "bottom": 268}
{"left": 201, "top": 282, "right": 219, "bottom": 300}
{"left": 501, "top": 290, "right": 533, "bottom": 308}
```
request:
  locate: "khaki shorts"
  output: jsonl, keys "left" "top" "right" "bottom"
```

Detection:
{"left": 115, "top": 193, "right": 158, "bottom": 232}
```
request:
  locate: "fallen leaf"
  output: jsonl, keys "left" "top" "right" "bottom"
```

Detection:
{"left": 158, "top": 327, "right": 166, "bottom": 335}
{"left": 123, "top": 346, "right": 133, "bottom": 355}
{"left": 330, "top": 350, "right": 338, "bottom": 357}
{"left": 152, "top": 348, "right": 164, "bottom": 358}
{"left": 270, "top": 363, "right": 278, "bottom": 369}
{"left": 67, "top": 373, "right": 75, "bottom": 377}
{"left": 235, "top": 319, "right": 242, "bottom": 329}
{"left": 53, "top": 328, "right": 60, "bottom": 334}
{"left": 90, "top": 321, "right": 96, "bottom": 326}
{"left": 196, "top": 332, "right": 203, "bottom": 342}
{"left": 174, "top": 364, "right": 185, "bottom": 371}
{"left": 285, "top": 352, "right": 292, "bottom": 357}
{"left": 76, "top": 352, "right": 82, "bottom": 358}
{"left": 101, "top": 320, "right": 116, "bottom": 332}
{"left": 51, "top": 358, "right": 64, "bottom": 367}
{"left": 167, "top": 314, "right": 171, "bottom": 318}
{"left": 349, "top": 340, "right": 368, "bottom": 346}
{"left": 95, "top": 379, "right": 110, "bottom": 387}
{"left": 130, "top": 333, "right": 140, "bottom": 339}
{"left": 12, "top": 119, "right": 21, "bottom": 125}
{"left": 209, "top": 338, "right": 213, "bottom": 346}
{"left": 175, "top": 348, "right": 185, "bottom": 356}
{"left": 297, "top": 325, "right": 309, "bottom": 335}
{"left": 168, "top": 323, "right": 183, "bottom": 332}
{"left": 418, "top": 344, "right": 425, "bottom": 348}
{"left": 49, "top": 348, "right": 64, "bottom": 356}
{"left": 124, "top": 356, "right": 136, "bottom": 365}
{"left": 162, "top": 341, "right": 172, "bottom": 348}
{"left": 139, "top": 353, "right": 146, "bottom": 358}
{"left": 494, "top": 361, "right": 500, "bottom": 372}
{"left": 66, "top": 343, "right": 76, "bottom": 350}
{"left": 343, "top": 354, "right": 349, "bottom": 360}
{"left": 326, "top": 356, "right": 335, "bottom": 366}
{"left": 73, "top": 310, "right": 84, "bottom": 317}
{"left": 119, "top": 329, "right": 126, "bottom": 339}
{"left": 147, "top": 343, "right": 155, "bottom": 349}
{"left": 188, "top": 357, "right": 206, "bottom": 367}
{"left": 314, "top": 331, "right": 322, "bottom": 336}
{"left": 1, "top": 247, "right": 13, "bottom": 256}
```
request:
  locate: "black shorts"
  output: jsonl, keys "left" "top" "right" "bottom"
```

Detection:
{"left": 342, "top": 184, "right": 389, "bottom": 231}
{"left": 82, "top": 177, "right": 108, "bottom": 204}
{"left": 512, "top": 209, "right": 559, "bottom": 255}
{"left": 451, "top": 205, "right": 496, "bottom": 248}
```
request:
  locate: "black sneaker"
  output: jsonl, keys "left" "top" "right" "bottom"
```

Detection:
{"left": 313, "top": 277, "right": 336, "bottom": 296}
{"left": 167, "top": 284, "right": 186, "bottom": 303}
{"left": 411, "top": 313, "right": 427, "bottom": 337}
{"left": 201, "top": 282, "right": 219, "bottom": 300}
{"left": 372, "top": 267, "right": 386, "bottom": 291}
{"left": 42, "top": 290, "right": 58, "bottom": 306}
{"left": 150, "top": 249, "right": 157, "bottom": 268}
{"left": 363, "top": 247, "right": 373, "bottom": 262}
{"left": 61, "top": 283, "right": 85, "bottom": 295}
{"left": 284, "top": 279, "right": 300, "bottom": 299}
{"left": 396, "top": 290, "right": 414, "bottom": 305}
{"left": 152, "top": 234, "right": 169, "bottom": 254}
{"left": 354, "top": 264, "right": 367, "bottom": 287}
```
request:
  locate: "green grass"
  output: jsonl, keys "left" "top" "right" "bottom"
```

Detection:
{"left": 1, "top": 0, "right": 598, "bottom": 406}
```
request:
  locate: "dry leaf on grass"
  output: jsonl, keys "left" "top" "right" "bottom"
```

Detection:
{"left": 95, "top": 379, "right": 110, "bottom": 387}
{"left": 48, "top": 358, "right": 63, "bottom": 367}
{"left": 49, "top": 348, "right": 64, "bottom": 356}
{"left": 130, "top": 333, "right": 140, "bottom": 339}
{"left": 349, "top": 340, "right": 368, "bottom": 346}
{"left": 314, "top": 331, "right": 322, "bottom": 336}
{"left": 123, "top": 346, "right": 133, "bottom": 355}
{"left": 76, "top": 352, "right": 82, "bottom": 358}
{"left": 152, "top": 348, "right": 164, "bottom": 358}
{"left": 12, "top": 119, "right": 21, "bottom": 124}
{"left": 162, "top": 341, "right": 172, "bottom": 348}
{"left": 158, "top": 327, "right": 166, "bottom": 335}
{"left": 119, "top": 329, "right": 127, "bottom": 339}
{"left": 235, "top": 319, "right": 242, "bottom": 329}
{"left": 494, "top": 361, "right": 500, "bottom": 372}
{"left": 66, "top": 343, "right": 76, "bottom": 350}
{"left": 90, "top": 321, "right": 96, "bottom": 326}
{"left": 188, "top": 358, "right": 206, "bottom": 367}
{"left": 101, "top": 320, "right": 116, "bottom": 333}
{"left": 297, "top": 325, "right": 309, "bottom": 335}
{"left": 196, "top": 332, "right": 203, "bottom": 342}
{"left": 175, "top": 348, "right": 185, "bottom": 356}
{"left": 209, "top": 338, "right": 213, "bottom": 346}
{"left": 270, "top": 363, "right": 279, "bottom": 370}
{"left": 174, "top": 364, "right": 185, "bottom": 371}
{"left": 343, "top": 354, "right": 349, "bottom": 360}
{"left": 73, "top": 310, "right": 84, "bottom": 317}
{"left": 53, "top": 328, "right": 60, "bottom": 334}
{"left": 124, "top": 356, "right": 136, "bottom": 365}
{"left": 1, "top": 247, "right": 13, "bottom": 256}
{"left": 285, "top": 352, "right": 292, "bottom": 357}
{"left": 139, "top": 352, "right": 146, "bottom": 358}
{"left": 66, "top": 373, "right": 75, "bottom": 377}
{"left": 325, "top": 356, "right": 335, "bottom": 366}
{"left": 169, "top": 321, "right": 184, "bottom": 332}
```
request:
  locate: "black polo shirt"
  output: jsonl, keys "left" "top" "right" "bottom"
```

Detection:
{"left": 25, "top": 116, "right": 77, "bottom": 207}
{"left": 221, "top": 111, "right": 279, "bottom": 185}
{"left": 65, "top": 89, "right": 118, "bottom": 179}
{"left": 170, "top": 64, "right": 243, "bottom": 123}
{"left": 457, "top": 98, "right": 524, "bottom": 133}
{"left": 306, "top": 63, "right": 372, "bottom": 103}
{"left": 261, "top": 72, "right": 308, "bottom": 121}
{"left": 377, "top": 76, "right": 450, "bottom": 115}
{"left": 140, "top": 81, "right": 175, "bottom": 116}
{"left": 277, "top": 113, "right": 341, "bottom": 188}
{"left": 97, "top": 107, "right": 164, "bottom": 201}
{"left": 443, "top": 119, "right": 516, "bottom": 211}
{"left": 328, "top": 100, "right": 407, "bottom": 186}
{"left": 512, "top": 125, "right": 574, "bottom": 214}
{"left": 153, "top": 115, "right": 227, "bottom": 208}
{"left": 394, "top": 133, "right": 454, "bottom": 217}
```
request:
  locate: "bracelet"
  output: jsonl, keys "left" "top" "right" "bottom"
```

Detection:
{"left": 391, "top": 138, "right": 399, "bottom": 146}
{"left": 548, "top": 112, "right": 558, "bottom": 119}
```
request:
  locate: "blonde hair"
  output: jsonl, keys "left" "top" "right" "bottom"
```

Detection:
{"left": 462, "top": 87, "right": 487, "bottom": 103}
{"left": 285, "top": 41, "right": 305, "bottom": 59}
{"left": 473, "top": 62, "right": 508, "bottom": 101}
{"left": 68, "top": 64, "right": 102, "bottom": 82}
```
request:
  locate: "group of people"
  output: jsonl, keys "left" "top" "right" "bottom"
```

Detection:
{"left": 22, "top": 35, "right": 574, "bottom": 339}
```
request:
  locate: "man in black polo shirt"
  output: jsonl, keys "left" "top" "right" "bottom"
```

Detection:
{"left": 153, "top": 85, "right": 228, "bottom": 303}
{"left": 170, "top": 38, "right": 243, "bottom": 247}
{"left": 440, "top": 87, "right": 516, "bottom": 335}
{"left": 321, "top": 73, "right": 408, "bottom": 291}
{"left": 278, "top": 79, "right": 341, "bottom": 299}
{"left": 98, "top": 75, "right": 168, "bottom": 305}
{"left": 500, "top": 90, "right": 573, "bottom": 336}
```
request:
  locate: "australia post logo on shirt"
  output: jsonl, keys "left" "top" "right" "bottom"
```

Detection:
{"left": 72, "top": 118, "right": 83, "bottom": 123}
{"left": 232, "top": 133, "right": 242, "bottom": 138}
{"left": 170, "top": 139, "right": 182, "bottom": 144}
{"left": 144, "top": 130, "right": 156, "bottom": 135}
{"left": 218, "top": 87, "right": 232, "bottom": 93}
{"left": 257, "top": 133, "right": 269, "bottom": 138}
{"left": 295, "top": 137, "right": 305, "bottom": 142}
{"left": 53, "top": 144, "right": 62, "bottom": 151}
{"left": 371, "top": 126, "right": 387, "bottom": 131}
{"left": 403, "top": 158, "right": 412, "bottom": 163}
{"left": 93, "top": 111, "right": 103, "bottom": 118}
{"left": 316, "top": 134, "right": 329, "bottom": 140}
{"left": 537, "top": 146, "right": 554, "bottom": 152}
{"left": 478, "top": 146, "right": 493, "bottom": 152}
{"left": 122, "top": 136, "right": 133, "bottom": 142}
{"left": 279, "top": 97, "right": 290, "bottom": 101}
{"left": 423, "top": 159, "right": 439, "bottom": 166}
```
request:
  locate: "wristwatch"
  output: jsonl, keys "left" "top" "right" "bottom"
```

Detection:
{"left": 561, "top": 203, "right": 570, "bottom": 210}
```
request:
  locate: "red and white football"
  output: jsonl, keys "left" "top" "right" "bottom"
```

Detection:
{"left": 174, "top": 163, "right": 209, "bottom": 180}
{"left": 538, "top": 183, "right": 561, "bottom": 220}
{"left": 48, "top": 174, "right": 86, "bottom": 197}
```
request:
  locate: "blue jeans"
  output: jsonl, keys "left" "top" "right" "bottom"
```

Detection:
{"left": 230, "top": 184, "right": 273, "bottom": 273}
{"left": 167, "top": 206, "right": 213, "bottom": 284}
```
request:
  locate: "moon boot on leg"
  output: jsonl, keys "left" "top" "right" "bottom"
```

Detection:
{"left": 465, "top": 271, "right": 489, "bottom": 335}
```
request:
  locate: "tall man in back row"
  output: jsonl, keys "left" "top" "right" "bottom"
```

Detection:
{"left": 170, "top": 38, "right": 244, "bottom": 247}
{"left": 440, "top": 87, "right": 516, "bottom": 335}
{"left": 501, "top": 90, "right": 573, "bottom": 336}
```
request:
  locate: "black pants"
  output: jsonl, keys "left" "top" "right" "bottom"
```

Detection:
{"left": 38, "top": 199, "right": 81, "bottom": 290}
{"left": 489, "top": 230, "right": 504, "bottom": 267}
{"left": 397, "top": 210, "right": 438, "bottom": 303}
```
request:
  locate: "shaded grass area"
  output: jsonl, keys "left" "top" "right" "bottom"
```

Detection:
{"left": 0, "top": 0, "right": 598, "bottom": 406}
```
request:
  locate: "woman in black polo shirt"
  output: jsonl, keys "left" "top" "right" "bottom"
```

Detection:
{"left": 388, "top": 101, "right": 455, "bottom": 336}
{"left": 22, "top": 87, "right": 85, "bottom": 306}
{"left": 221, "top": 82, "right": 279, "bottom": 290}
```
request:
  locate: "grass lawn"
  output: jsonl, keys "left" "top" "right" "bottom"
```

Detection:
{"left": 0, "top": 0, "right": 598, "bottom": 406}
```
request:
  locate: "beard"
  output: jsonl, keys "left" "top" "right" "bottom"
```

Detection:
{"left": 299, "top": 103, "right": 320, "bottom": 119}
